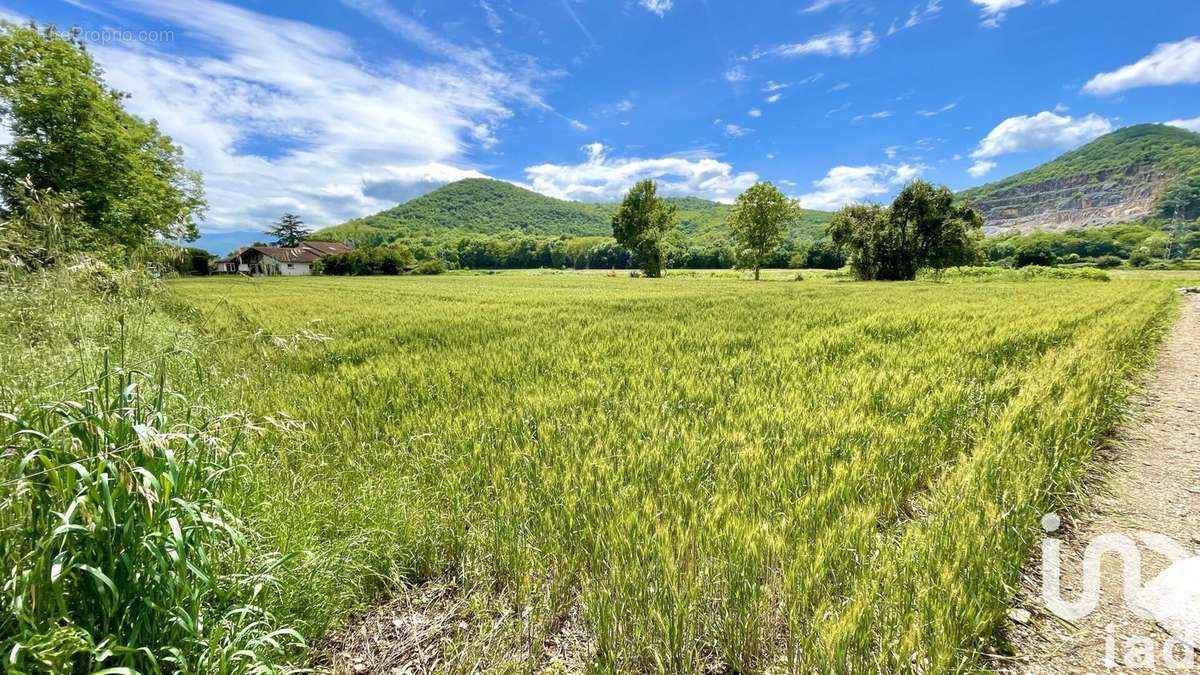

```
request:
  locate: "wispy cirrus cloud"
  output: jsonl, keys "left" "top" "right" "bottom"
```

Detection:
{"left": 638, "top": 0, "right": 673, "bottom": 17}
{"left": 70, "top": 0, "right": 562, "bottom": 235}
{"left": 801, "top": 0, "right": 851, "bottom": 13}
{"left": 1083, "top": 37, "right": 1200, "bottom": 96}
{"left": 522, "top": 143, "right": 758, "bottom": 203}
{"left": 887, "top": 0, "right": 943, "bottom": 35}
{"left": 917, "top": 102, "right": 957, "bottom": 117}
{"left": 767, "top": 29, "right": 878, "bottom": 58}
{"left": 971, "top": 0, "right": 1027, "bottom": 28}
{"left": 851, "top": 110, "right": 893, "bottom": 123}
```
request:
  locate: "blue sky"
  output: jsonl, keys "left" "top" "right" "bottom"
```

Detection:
{"left": 4, "top": 0, "right": 1199, "bottom": 253}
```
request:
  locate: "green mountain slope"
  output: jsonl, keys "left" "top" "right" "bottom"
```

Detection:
{"left": 960, "top": 124, "right": 1200, "bottom": 232}
{"left": 314, "top": 178, "right": 832, "bottom": 244}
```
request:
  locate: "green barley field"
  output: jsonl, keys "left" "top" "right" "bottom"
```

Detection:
{"left": 166, "top": 273, "right": 1175, "bottom": 672}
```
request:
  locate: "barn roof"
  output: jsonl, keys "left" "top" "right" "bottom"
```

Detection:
{"left": 227, "top": 241, "right": 352, "bottom": 264}
{"left": 301, "top": 241, "right": 352, "bottom": 256}
{"left": 245, "top": 246, "right": 321, "bottom": 263}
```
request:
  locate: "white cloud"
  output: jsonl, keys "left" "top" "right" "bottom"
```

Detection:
{"left": 968, "top": 160, "right": 996, "bottom": 178}
{"left": 639, "top": 0, "right": 673, "bottom": 17}
{"left": 971, "top": 111, "right": 1112, "bottom": 160}
{"left": 478, "top": 0, "right": 503, "bottom": 34}
{"left": 801, "top": 0, "right": 850, "bottom": 12}
{"left": 724, "top": 66, "right": 749, "bottom": 82}
{"left": 888, "top": 0, "right": 943, "bottom": 35}
{"left": 765, "top": 93, "right": 783, "bottom": 104}
{"left": 0, "top": 6, "right": 28, "bottom": 22}
{"left": 761, "top": 30, "right": 878, "bottom": 59}
{"left": 81, "top": 0, "right": 558, "bottom": 235}
{"left": 851, "top": 110, "right": 893, "bottom": 123}
{"left": 1167, "top": 117, "right": 1200, "bottom": 133}
{"left": 748, "top": 108, "right": 762, "bottom": 118}
{"left": 971, "top": 0, "right": 1026, "bottom": 27}
{"left": 917, "top": 102, "right": 957, "bottom": 117}
{"left": 615, "top": 98, "right": 635, "bottom": 112}
{"left": 797, "top": 163, "right": 922, "bottom": 211}
{"left": 523, "top": 143, "right": 758, "bottom": 203}
{"left": 830, "top": 82, "right": 851, "bottom": 92}
{"left": 1083, "top": 38, "right": 1200, "bottom": 96}
{"left": 724, "top": 123, "right": 752, "bottom": 137}
{"left": 826, "top": 102, "right": 852, "bottom": 116}
{"left": 763, "top": 80, "right": 790, "bottom": 92}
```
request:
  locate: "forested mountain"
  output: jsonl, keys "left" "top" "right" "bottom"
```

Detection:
{"left": 961, "top": 124, "right": 1200, "bottom": 234}
{"left": 312, "top": 178, "right": 832, "bottom": 245}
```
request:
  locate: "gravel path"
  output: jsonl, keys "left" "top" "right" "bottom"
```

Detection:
{"left": 1004, "top": 293, "right": 1200, "bottom": 673}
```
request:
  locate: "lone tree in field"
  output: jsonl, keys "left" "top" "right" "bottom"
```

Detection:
{"left": 828, "top": 180, "right": 982, "bottom": 281}
{"left": 612, "top": 179, "right": 677, "bottom": 277}
{"left": 267, "top": 213, "right": 311, "bottom": 248}
{"left": 730, "top": 181, "right": 799, "bottom": 280}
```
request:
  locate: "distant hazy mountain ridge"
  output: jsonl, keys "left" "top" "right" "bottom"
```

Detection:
{"left": 961, "top": 124, "right": 1200, "bottom": 234}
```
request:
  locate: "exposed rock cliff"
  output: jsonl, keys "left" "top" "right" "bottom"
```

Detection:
{"left": 970, "top": 165, "right": 1173, "bottom": 235}
{"left": 961, "top": 124, "right": 1200, "bottom": 235}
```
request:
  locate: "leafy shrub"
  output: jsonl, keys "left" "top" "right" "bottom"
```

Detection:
{"left": 1094, "top": 254, "right": 1124, "bottom": 269}
{"left": 318, "top": 246, "right": 416, "bottom": 275}
{"left": 413, "top": 259, "right": 445, "bottom": 275}
{"left": 1019, "top": 265, "right": 1110, "bottom": 281}
{"left": 1129, "top": 247, "right": 1152, "bottom": 267}
{"left": 922, "top": 266, "right": 1110, "bottom": 282}
{"left": 1013, "top": 240, "right": 1056, "bottom": 267}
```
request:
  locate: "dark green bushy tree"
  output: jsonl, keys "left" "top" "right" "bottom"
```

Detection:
{"left": 0, "top": 24, "right": 206, "bottom": 255}
{"left": 266, "top": 213, "right": 311, "bottom": 248}
{"left": 829, "top": 181, "right": 982, "bottom": 281}
{"left": 611, "top": 180, "right": 677, "bottom": 277}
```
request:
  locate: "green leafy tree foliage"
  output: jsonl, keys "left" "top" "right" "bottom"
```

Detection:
{"left": 829, "top": 181, "right": 982, "bottom": 281}
{"left": 729, "top": 182, "right": 799, "bottom": 280}
{"left": 317, "top": 246, "right": 416, "bottom": 275}
{"left": 611, "top": 180, "right": 677, "bottom": 277}
{"left": 266, "top": 213, "right": 311, "bottom": 248}
{"left": 0, "top": 24, "right": 206, "bottom": 255}
{"left": 981, "top": 220, "right": 1200, "bottom": 267}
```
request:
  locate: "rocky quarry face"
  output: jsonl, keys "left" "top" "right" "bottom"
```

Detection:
{"left": 969, "top": 165, "right": 1172, "bottom": 235}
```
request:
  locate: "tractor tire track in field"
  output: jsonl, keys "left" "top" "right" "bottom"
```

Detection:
{"left": 1002, "top": 293, "right": 1200, "bottom": 674}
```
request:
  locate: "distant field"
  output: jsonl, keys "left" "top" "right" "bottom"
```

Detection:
{"left": 171, "top": 274, "right": 1176, "bottom": 672}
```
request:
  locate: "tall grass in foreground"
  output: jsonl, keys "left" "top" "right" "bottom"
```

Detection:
{"left": 0, "top": 263, "right": 305, "bottom": 673}
{"left": 169, "top": 274, "right": 1176, "bottom": 673}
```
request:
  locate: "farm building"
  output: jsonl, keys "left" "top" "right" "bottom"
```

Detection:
{"left": 214, "top": 241, "right": 352, "bottom": 276}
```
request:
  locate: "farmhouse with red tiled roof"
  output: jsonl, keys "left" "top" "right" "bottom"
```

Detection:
{"left": 214, "top": 241, "right": 351, "bottom": 276}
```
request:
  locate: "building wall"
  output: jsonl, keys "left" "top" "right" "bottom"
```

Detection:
{"left": 279, "top": 262, "right": 312, "bottom": 276}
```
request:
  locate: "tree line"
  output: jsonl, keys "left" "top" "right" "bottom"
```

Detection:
{"left": 316, "top": 231, "right": 846, "bottom": 275}
{"left": 606, "top": 178, "right": 981, "bottom": 281}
